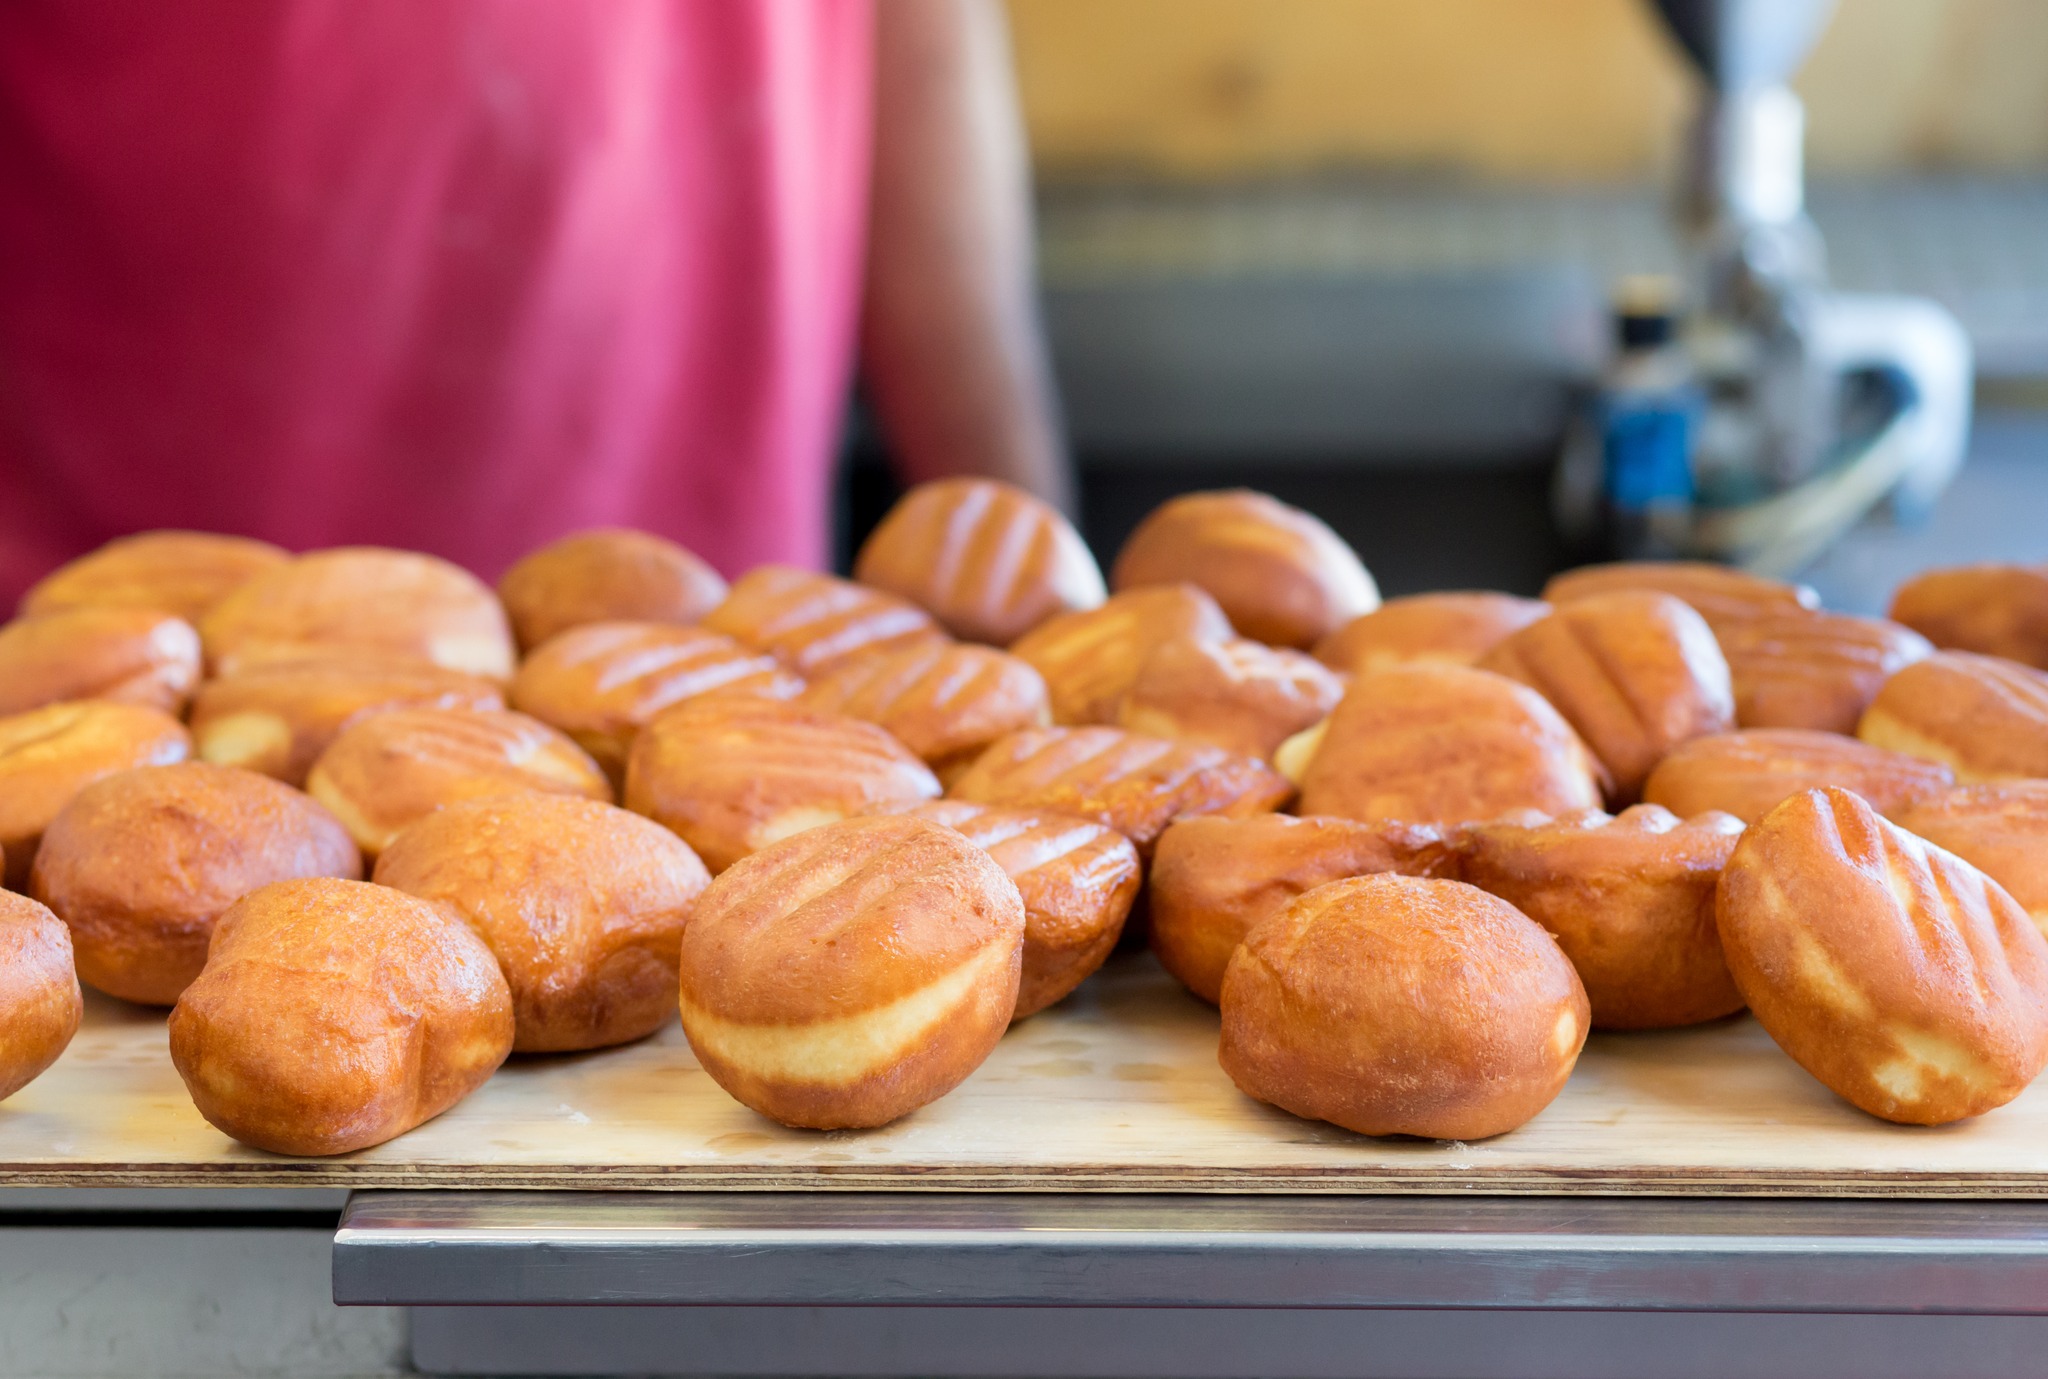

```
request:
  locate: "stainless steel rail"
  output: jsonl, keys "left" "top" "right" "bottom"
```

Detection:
{"left": 333, "top": 1191, "right": 2048, "bottom": 1314}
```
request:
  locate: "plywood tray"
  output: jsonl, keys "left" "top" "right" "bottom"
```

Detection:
{"left": 6, "top": 954, "right": 2048, "bottom": 1195}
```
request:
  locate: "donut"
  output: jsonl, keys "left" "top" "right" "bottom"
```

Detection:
{"left": 1888, "top": 562, "right": 2048, "bottom": 669}
{"left": 1291, "top": 664, "right": 1603, "bottom": 827}
{"left": 0, "top": 701, "right": 190, "bottom": 889}
{"left": 189, "top": 654, "right": 504, "bottom": 786}
{"left": 701, "top": 565, "right": 946, "bottom": 677}
{"left": 853, "top": 478, "right": 1104, "bottom": 644}
{"left": 508, "top": 622, "right": 802, "bottom": 782}
{"left": 497, "top": 529, "right": 727, "bottom": 651}
{"left": 0, "top": 890, "right": 83, "bottom": 1102}
{"left": 1643, "top": 728, "right": 1952, "bottom": 823}
{"left": 199, "top": 546, "right": 515, "bottom": 679}
{"left": 800, "top": 640, "right": 1050, "bottom": 783}
{"left": 20, "top": 531, "right": 288, "bottom": 623}
{"left": 1313, "top": 592, "right": 1548, "bottom": 676}
{"left": 1714, "top": 608, "right": 1931, "bottom": 734}
{"left": 1456, "top": 805, "right": 1745, "bottom": 1029}
{"left": 1219, "top": 874, "right": 1588, "bottom": 1140}
{"left": 1717, "top": 787, "right": 2048, "bottom": 1125}
{"left": 1478, "top": 590, "right": 1733, "bottom": 802}
{"left": 168, "top": 877, "right": 513, "bottom": 1155}
{"left": 1110, "top": 490, "right": 1378, "bottom": 648}
{"left": 676, "top": 815, "right": 1024, "bottom": 1129}
{"left": 30, "top": 761, "right": 360, "bottom": 1004}
{"left": 305, "top": 707, "right": 612, "bottom": 857}
{"left": 910, "top": 800, "right": 1140, "bottom": 1017}
{"left": 1117, "top": 637, "right": 1343, "bottom": 760}
{"left": 1149, "top": 813, "right": 1453, "bottom": 1004}
{"left": 947, "top": 725, "right": 1292, "bottom": 859}
{"left": 0, "top": 607, "right": 202, "bottom": 717}
{"left": 1008, "top": 584, "right": 1233, "bottom": 726}
{"left": 1858, "top": 651, "right": 2048, "bottom": 782}
{"left": 624, "top": 698, "right": 940, "bottom": 872}
{"left": 374, "top": 796, "right": 709, "bottom": 1051}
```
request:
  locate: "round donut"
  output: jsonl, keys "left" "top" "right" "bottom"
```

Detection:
{"left": 497, "top": 529, "right": 727, "bottom": 652}
{"left": 0, "top": 701, "right": 191, "bottom": 889}
{"left": 1111, "top": 490, "right": 1379, "bottom": 649}
{"left": 199, "top": 547, "right": 515, "bottom": 679}
{"left": 1456, "top": 805, "right": 1745, "bottom": 1029}
{"left": 0, "top": 607, "right": 202, "bottom": 718}
{"left": 624, "top": 698, "right": 940, "bottom": 872}
{"left": 0, "top": 890, "right": 83, "bottom": 1102}
{"left": 305, "top": 706, "right": 611, "bottom": 857}
{"left": 21, "top": 531, "right": 288, "bottom": 624}
{"left": 1313, "top": 592, "right": 1549, "bottom": 676}
{"left": 374, "top": 796, "right": 710, "bottom": 1052}
{"left": 853, "top": 478, "right": 1105, "bottom": 645}
{"left": 1292, "top": 664, "right": 1603, "bottom": 827}
{"left": 1219, "top": 873, "right": 1588, "bottom": 1140}
{"left": 1149, "top": 813, "right": 1454, "bottom": 1005}
{"left": 677, "top": 815, "right": 1024, "bottom": 1129}
{"left": 31, "top": 762, "right": 361, "bottom": 1005}
{"left": 189, "top": 654, "right": 504, "bottom": 787}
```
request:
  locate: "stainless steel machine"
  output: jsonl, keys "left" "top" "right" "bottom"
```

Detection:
{"left": 1560, "top": 0, "right": 1974, "bottom": 576}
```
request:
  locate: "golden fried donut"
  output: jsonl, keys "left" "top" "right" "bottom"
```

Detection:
{"left": 1859, "top": 651, "right": 2048, "bottom": 782}
{"left": 1478, "top": 590, "right": 1733, "bottom": 802}
{"left": 20, "top": 531, "right": 288, "bottom": 623}
{"left": 947, "top": 726, "right": 1292, "bottom": 859}
{"left": 1150, "top": 813, "right": 1454, "bottom": 1004}
{"left": 0, "top": 891, "right": 83, "bottom": 1102}
{"left": 199, "top": 547, "right": 515, "bottom": 679}
{"left": 497, "top": 529, "right": 728, "bottom": 652}
{"left": 1541, "top": 561, "right": 1818, "bottom": 627}
{"left": 1313, "top": 592, "right": 1549, "bottom": 675}
{"left": 1888, "top": 563, "right": 2048, "bottom": 669}
{"left": 0, "top": 701, "right": 191, "bottom": 890}
{"left": 910, "top": 800, "right": 1140, "bottom": 1017}
{"left": 800, "top": 640, "right": 1049, "bottom": 783}
{"left": 1008, "top": 584, "right": 1234, "bottom": 726}
{"left": 189, "top": 654, "right": 504, "bottom": 787}
{"left": 1715, "top": 608, "right": 1932, "bottom": 734}
{"left": 168, "top": 877, "right": 513, "bottom": 1155}
{"left": 1642, "top": 727, "right": 1950, "bottom": 822}
{"left": 701, "top": 565, "right": 946, "bottom": 677}
{"left": 1219, "top": 874, "right": 1588, "bottom": 1140}
{"left": 625, "top": 698, "right": 940, "bottom": 872}
{"left": 677, "top": 815, "right": 1024, "bottom": 1129}
{"left": 1292, "top": 664, "right": 1603, "bottom": 827}
{"left": 30, "top": 762, "right": 360, "bottom": 1005}
{"left": 508, "top": 621, "right": 802, "bottom": 782}
{"left": 1456, "top": 805, "right": 1744, "bottom": 1029}
{"left": 853, "top": 478, "right": 1105, "bottom": 645}
{"left": 374, "top": 796, "right": 709, "bottom": 1051}
{"left": 0, "top": 607, "right": 201, "bottom": 718}
{"left": 1717, "top": 787, "right": 2048, "bottom": 1125}
{"left": 1110, "top": 490, "right": 1379, "bottom": 649}
{"left": 1117, "top": 636, "right": 1343, "bottom": 761}
{"left": 306, "top": 707, "right": 612, "bottom": 858}
{"left": 1891, "top": 783, "right": 2048, "bottom": 924}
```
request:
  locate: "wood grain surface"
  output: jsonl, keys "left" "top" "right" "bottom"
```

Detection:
{"left": 6, "top": 954, "right": 2048, "bottom": 1194}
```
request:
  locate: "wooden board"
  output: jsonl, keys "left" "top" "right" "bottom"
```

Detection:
{"left": 8, "top": 954, "right": 2048, "bottom": 1195}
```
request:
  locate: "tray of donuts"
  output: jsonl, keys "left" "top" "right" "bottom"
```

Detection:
{"left": 4, "top": 486, "right": 2048, "bottom": 1193}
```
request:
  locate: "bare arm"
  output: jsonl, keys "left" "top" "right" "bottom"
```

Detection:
{"left": 860, "top": 0, "right": 1074, "bottom": 512}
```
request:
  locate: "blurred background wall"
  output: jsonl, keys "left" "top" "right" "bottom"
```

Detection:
{"left": 1007, "top": 0, "right": 2048, "bottom": 180}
